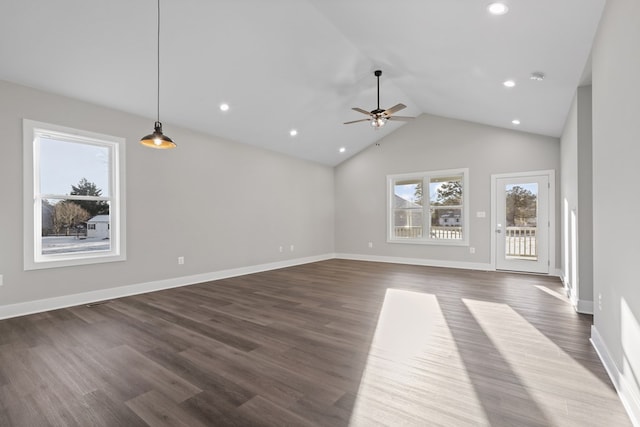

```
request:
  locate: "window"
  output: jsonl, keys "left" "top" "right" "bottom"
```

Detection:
{"left": 23, "top": 119, "right": 126, "bottom": 270}
{"left": 387, "top": 168, "right": 469, "bottom": 245}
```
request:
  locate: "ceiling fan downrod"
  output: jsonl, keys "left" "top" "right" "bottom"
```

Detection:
{"left": 343, "top": 69, "right": 413, "bottom": 127}
{"left": 375, "top": 70, "right": 382, "bottom": 112}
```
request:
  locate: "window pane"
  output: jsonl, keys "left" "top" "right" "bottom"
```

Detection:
{"left": 504, "top": 183, "right": 538, "bottom": 259}
{"left": 505, "top": 184, "right": 537, "bottom": 227}
{"left": 429, "top": 175, "right": 463, "bottom": 240}
{"left": 430, "top": 207, "right": 462, "bottom": 239}
{"left": 39, "top": 137, "right": 110, "bottom": 196}
{"left": 429, "top": 175, "right": 462, "bottom": 206}
{"left": 41, "top": 199, "right": 111, "bottom": 255}
{"left": 393, "top": 180, "right": 423, "bottom": 238}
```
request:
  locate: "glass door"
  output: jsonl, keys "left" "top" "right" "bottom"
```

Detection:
{"left": 495, "top": 174, "right": 549, "bottom": 273}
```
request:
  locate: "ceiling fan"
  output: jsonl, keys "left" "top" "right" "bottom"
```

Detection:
{"left": 344, "top": 70, "right": 414, "bottom": 129}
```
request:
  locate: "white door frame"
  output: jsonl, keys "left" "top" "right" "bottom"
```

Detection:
{"left": 490, "top": 170, "right": 556, "bottom": 274}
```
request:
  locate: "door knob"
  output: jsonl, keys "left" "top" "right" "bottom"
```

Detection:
{"left": 495, "top": 229, "right": 502, "bottom": 233}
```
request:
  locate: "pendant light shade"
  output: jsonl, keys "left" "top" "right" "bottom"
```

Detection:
{"left": 140, "top": 121, "right": 175, "bottom": 149}
{"left": 140, "top": 0, "right": 175, "bottom": 149}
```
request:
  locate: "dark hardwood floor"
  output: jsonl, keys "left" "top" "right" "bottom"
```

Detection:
{"left": 0, "top": 260, "right": 632, "bottom": 426}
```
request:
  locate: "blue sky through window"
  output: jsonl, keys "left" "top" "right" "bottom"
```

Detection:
{"left": 395, "top": 183, "right": 419, "bottom": 203}
{"left": 39, "top": 137, "right": 110, "bottom": 196}
{"left": 506, "top": 183, "right": 538, "bottom": 195}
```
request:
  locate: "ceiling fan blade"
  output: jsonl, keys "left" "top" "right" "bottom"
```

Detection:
{"left": 384, "top": 103, "right": 407, "bottom": 115}
{"left": 344, "top": 119, "right": 371, "bottom": 125}
{"left": 388, "top": 116, "right": 414, "bottom": 122}
{"left": 345, "top": 72, "right": 412, "bottom": 127}
{"left": 352, "top": 107, "right": 372, "bottom": 116}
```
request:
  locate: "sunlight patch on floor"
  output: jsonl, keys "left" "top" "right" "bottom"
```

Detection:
{"left": 463, "top": 298, "right": 625, "bottom": 425}
{"left": 348, "top": 289, "right": 487, "bottom": 427}
{"left": 534, "top": 284, "right": 568, "bottom": 302}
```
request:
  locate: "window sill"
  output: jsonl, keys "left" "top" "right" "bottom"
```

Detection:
{"left": 25, "top": 252, "right": 126, "bottom": 271}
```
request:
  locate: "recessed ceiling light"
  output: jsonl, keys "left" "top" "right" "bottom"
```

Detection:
{"left": 503, "top": 79, "right": 516, "bottom": 88}
{"left": 219, "top": 103, "right": 229, "bottom": 111}
{"left": 289, "top": 129, "right": 298, "bottom": 137}
{"left": 339, "top": 147, "right": 346, "bottom": 153}
{"left": 487, "top": 2, "right": 508, "bottom": 15}
{"left": 530, "top": 72, "right": 545, "bottom": 81}
{"left": 512, "top": 119, "right": 521, "bottom": 125}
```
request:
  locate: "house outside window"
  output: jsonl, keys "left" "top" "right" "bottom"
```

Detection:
{"left": 387, "top": 168, "right": 469, "bottom": 245}
{"left": 23, "top": 119, "right": 126, "bottom": 270}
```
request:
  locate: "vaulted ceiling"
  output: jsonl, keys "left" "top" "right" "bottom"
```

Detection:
{"left": 0, "top": 0, "right": 605, "bottom": 165}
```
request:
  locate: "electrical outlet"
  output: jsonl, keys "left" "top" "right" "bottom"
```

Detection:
{"left": 598, "top": 293, "right": 602, "bottom": 311}
{"left": 0, "top": 274, "right": 3, "bottom": 287}
{"left": 476, "top": 211, "right": 486, "bottom": 218}
{"left": 290, "top": 244, "right": 294, "bottom": 252}
{"left": 279, "top": 246, "right": 283, "bottom": 253}
{"left": 178, "top": 256, "right": 185, "bottom": 265}
{"left": 469, "top": 247, "right": 475, "bottom": 254}
{"left": 368, "top": 242, "right": 373, "bottom": 248}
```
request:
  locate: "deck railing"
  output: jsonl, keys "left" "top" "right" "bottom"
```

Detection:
{"left": 393, "top": 226, "right": 537, "bottom": 257}
{"left": 394, "top": 226, "right": 423, "bottom": 238}
{"left": 505, "top": 227, "right": 537, "bottom": 258}
{"left": 394, "top": 226, "right": 462, "bottom": 240}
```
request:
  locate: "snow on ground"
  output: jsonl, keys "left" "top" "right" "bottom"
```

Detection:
{"left": 42, "top": 236, "right": 110, "bottom": 254}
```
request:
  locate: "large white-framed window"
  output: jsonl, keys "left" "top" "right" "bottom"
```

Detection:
{"left": 387, "top": 168, "right": 469, "bottom": 245}
{"left": 23, "top": 119, "right": 126, "bottom": 270}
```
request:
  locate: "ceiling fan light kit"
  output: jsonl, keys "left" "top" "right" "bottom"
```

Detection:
{"left": 371, "top": 117, "right": 387, "bottom": 128}
{"left": 344, "top": 69, "right": 414, "bottom": 129}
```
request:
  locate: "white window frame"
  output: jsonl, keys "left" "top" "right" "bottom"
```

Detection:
{"left": 387, "top": 168, "right": 469, "bottom": 246}
{"left": 23, "top": 119, "right": 126, "bottom": 270}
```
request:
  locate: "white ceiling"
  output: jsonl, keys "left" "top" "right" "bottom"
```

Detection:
{"left": 0, "top": 0, "right": 605, "bottom": 166}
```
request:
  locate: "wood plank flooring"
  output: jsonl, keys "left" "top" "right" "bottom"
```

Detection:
{"left": 0, "top": 260, "right": 632, "bottom": 426}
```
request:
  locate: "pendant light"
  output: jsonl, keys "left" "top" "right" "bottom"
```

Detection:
{"left": 140, "top": 0, "right": 176, "bottom": 149}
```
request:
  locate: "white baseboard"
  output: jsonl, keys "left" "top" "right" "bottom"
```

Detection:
{"left": 576, "top": 299, "right": 594, "bottom": 315}
{"left": 561, "top": 274, "right": 571, "bottom": 294}
{"left": 0, "top": 253, "right": 579, "bottom": 320}
{"left": 563, "top": 276, "right": 594, "bottom": 314}
{"left": 335, "top": 253, "right": 493, "bottom": 271}
{"left": 591, "top": 326, "right": 640, "bottom": 426}
{"left": 0, "top": 253, "right": 335, "bottom": 320}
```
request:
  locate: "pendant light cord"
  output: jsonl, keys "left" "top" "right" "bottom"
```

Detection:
{"left": 156, "top": 0, "right": 160, "bottom": 123}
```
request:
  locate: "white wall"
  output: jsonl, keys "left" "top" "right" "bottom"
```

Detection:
{"left": 560, "top": 86, "right": 594, "bottom": 313}
{"left": 0, "top": 80, "right": 335, "bottom": 311}
{"left": 334, "top": 113, "right": 560, "bottom": 268}
{"left": 591, "top": 0, "right": 640, "bottom": 424}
